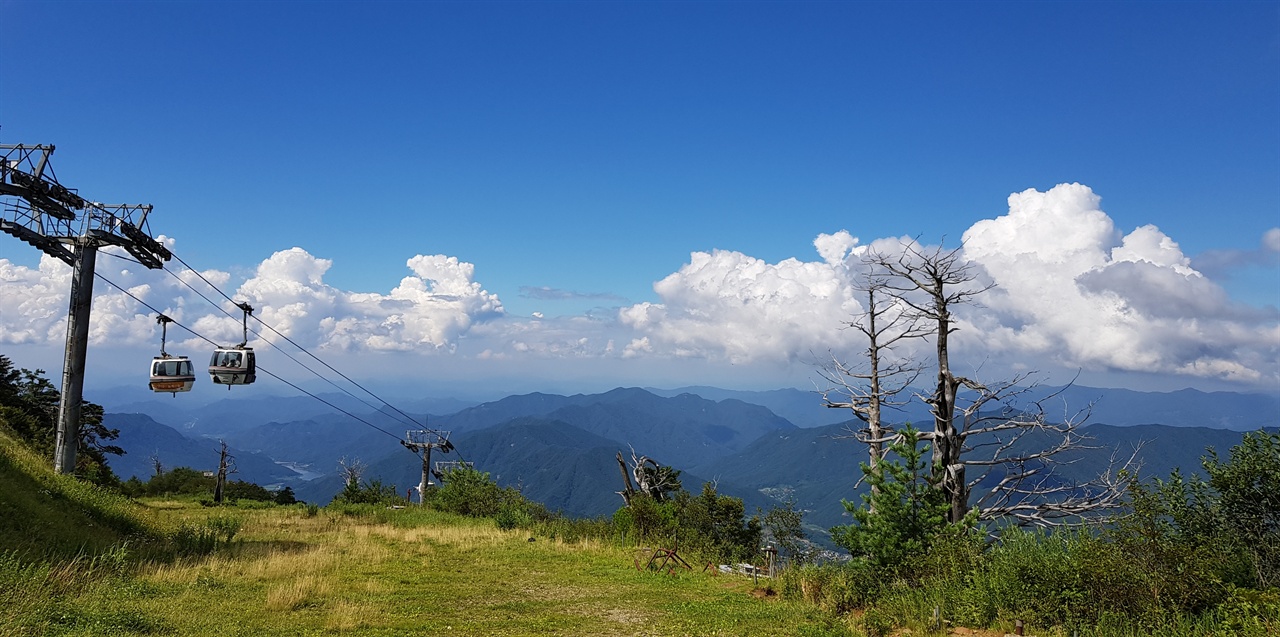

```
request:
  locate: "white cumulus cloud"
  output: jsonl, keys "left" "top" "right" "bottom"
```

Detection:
{"left": 239, "top": 249, "right": 504, "bottom": 352}
{"left": 3, "top": 185, "right": 1274, "bottom": 392}
{"left": 612, "top": 183, "right": 1276, "bottom": 388}
{"left": 0, "top": 246, "right": 505, "bottom": 357}
{"left": 618, "top": 243, "right": 866, "bottom": 363}
{"left": 962, "top": 183, "right": 1278, "bottom": 383}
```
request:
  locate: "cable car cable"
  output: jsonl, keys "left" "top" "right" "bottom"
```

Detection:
{"left": 89, "top": 267, "right": 407, "bottom": 443}
{"left": 98, "top": 249, "right": 460, "bottom": 456}
{"left": 155, "top": 261, "right": 422, "bottom": 429}
{"left": 110, "top": 248, "right": 422, "bottom": 431}
{"left": 162, "top": 251, "right": 446, "bottom": 436}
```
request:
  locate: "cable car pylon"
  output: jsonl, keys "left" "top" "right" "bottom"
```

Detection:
{"left": 402, "top": 429, "right": 456, "bottom": 505}
{"left": 0, "top": 144, "right": 171, "bottom": 473}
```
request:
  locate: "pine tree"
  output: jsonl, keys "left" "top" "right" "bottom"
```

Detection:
{"left": 832, "top": 424, "right": 951, "bottom": 570}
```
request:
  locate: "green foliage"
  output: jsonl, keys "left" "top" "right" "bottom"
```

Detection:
{"left": 762, "top": 498, "right": 811, "bottom": 564}
{"left": 679, "top": 483, "right": 763, "bottom": 564}
{"left": 1098, "top": 430, "right": 1280, "bottom": 615}
{"left": 121, "top": 466, "right": 215, "bottom": 497}
{"left": 422, "top": 467, "right": 552, "bottom": 531}
{"left": 273, "top": 485, "right": 298, "bottom": 505}
{"left": 786, "top": 429, "right": 1280, "bottom": 636}
{"left": 1105, "top": 471, "right": 1245, "bottom": 617}
{"left": 616, "top": 492, "right": 667, "bottom": 543}
{"left": 831, "top": 424, "right": 955, "bottom": 571}
{"left": 0, "top": 355, "right": 121, "bottom": 486}
{"left": 427, "top": 467, "right": 508, "bottom": 516}
{"left": 495, "top": 502, "right": 535, "bottom": 530}
{"left": 223, "top": 479, "right": 274, "bottom": 502}
{"left": 1204, "top": 430, "right": 1280, "bottom": 588}
{"left": 961, "top": 528, "right": 1094, "bottom": 625}
{"left": 1216, "top": 586, "right": 1280, "bottom": 635}
{"left": 119, "top": 464, "right": 284, "bottom": 507}
{"left": 333, "top": 476, "right": 405, "bottom": 505}
{"left": 613, "top": 482, "right": 762, "bottom": 565}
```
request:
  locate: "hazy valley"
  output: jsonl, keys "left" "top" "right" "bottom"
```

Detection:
{"left": 100, "top": 384, "right": 1280, "bottom": 542}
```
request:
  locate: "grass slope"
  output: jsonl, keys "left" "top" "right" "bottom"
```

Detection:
{"left": 0, "top": 416, "right": 852, "bottom": 637}
{"left": 0, "top": 422, "right": 166, "bottom": 560}
{"left": 74, "top": 506, "right": 841, "bottom": 636}
{"left": 5, "top": 502, "right": 850, "bottom": 637}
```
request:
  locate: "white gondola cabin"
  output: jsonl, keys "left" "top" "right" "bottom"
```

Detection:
{"left": 150, "top": 356, "right": 195, "bottom": 394}
{"left": 208, "top": 347, "right": 256, "bottom": 386}
{"left": 150, "top": 314, "right": 196, "bottom": 395}
{"left": 209, "top": 301, "right": 257, "bottom": 387}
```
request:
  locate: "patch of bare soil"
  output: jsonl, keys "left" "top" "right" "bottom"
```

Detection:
{"left": 888, "top": 628, "right": 1008, "bottom": 637}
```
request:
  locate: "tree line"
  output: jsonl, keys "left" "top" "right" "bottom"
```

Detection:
{"left": 0, "top": 354, "right": 121, "bottom": 486}
{"left": 0, "top": 354, "right": 297, "bottom": 506}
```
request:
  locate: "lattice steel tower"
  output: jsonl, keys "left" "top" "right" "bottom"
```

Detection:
{"left": 1, "top": 144, "right": 171, "bottom": 473}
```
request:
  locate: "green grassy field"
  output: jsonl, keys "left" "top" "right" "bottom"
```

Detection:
{"left": 6, "top": 417, "right": 1275, "bottom": 637}
{"left": 5, "top": 501, "right": 854, "bottom": 637}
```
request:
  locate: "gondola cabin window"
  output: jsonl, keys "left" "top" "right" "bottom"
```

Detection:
{"left": 151, "top": 358, "right": 194, "bottom": 377}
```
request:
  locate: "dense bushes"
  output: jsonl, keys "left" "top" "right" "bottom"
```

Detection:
{"left": 787, "top": 525, "right": 1279, "bottom": 635}
{"left": 120, "top": 466, "right": 297, "bottom": 506}
{"left": 422, "top": 467, "right": 552, "bottom": 529}
{"left": 416, "top": 467, "right": 761, "bottom": 565}
{"left": 784, "top": 429, "right": 1280, "bottom": 635}
{"left": 332, "top": 477, "right": 404, "bottom": 506}
{"left": 611, "top": 482, "right": 762, "bottom": 564}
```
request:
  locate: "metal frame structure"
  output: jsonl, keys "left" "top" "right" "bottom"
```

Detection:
{"left": 1, "top": 144, "right": 171, "bottom": 473}
{"left": 402, "top": 429, "right": 454, "bottom": 504}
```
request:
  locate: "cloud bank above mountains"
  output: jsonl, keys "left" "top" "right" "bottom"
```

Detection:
{"left": 1, "top": 183, "right": 1276, "bottom": 391}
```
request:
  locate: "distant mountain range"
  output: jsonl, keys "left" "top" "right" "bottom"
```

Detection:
{"left": 652, "top": 384, "right": 1280, "bottom": 431}
{"left": 102, "top": 384, "right": 1278, "bottom": 542}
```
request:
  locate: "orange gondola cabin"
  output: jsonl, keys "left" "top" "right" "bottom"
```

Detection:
{"left": 150, "top": 314, "right": 196, "bottom": 395}
{"left": 150, "top": 355, "right": 196, "bottom": 394}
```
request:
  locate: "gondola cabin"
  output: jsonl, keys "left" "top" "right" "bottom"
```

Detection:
{"left": 149, "top": 356, "right": 196, "bottom": 394}
{"left": 209, "top": 347, "right": 256, "bottom": 386}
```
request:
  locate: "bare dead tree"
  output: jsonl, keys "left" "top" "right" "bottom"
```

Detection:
{"left": 149, "top": 451, "right": 164, "bottom": 478}
{"left": 866, "top": 240, "right": 1135, "bottom": 526}
{"left": 615, "top": 448, "right": 681, "bottom": 505}
{"left": 213, "top": 440, "right": 236, "bottom": 504}
{"left": 338, "top": 456, "right": 367, "bottom": 488}
{"left": 820, "top": 254, "right": 928, "bottom": 504}
{"left": 616, "top": 451, "right": 637, "bottom": 506}
{"left": 944, "top": 376, "right": 1139, "bottom": 526}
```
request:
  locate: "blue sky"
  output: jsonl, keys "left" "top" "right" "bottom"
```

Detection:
{"left": 1, "top": 1, "right": 1277, "bottom": 399}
